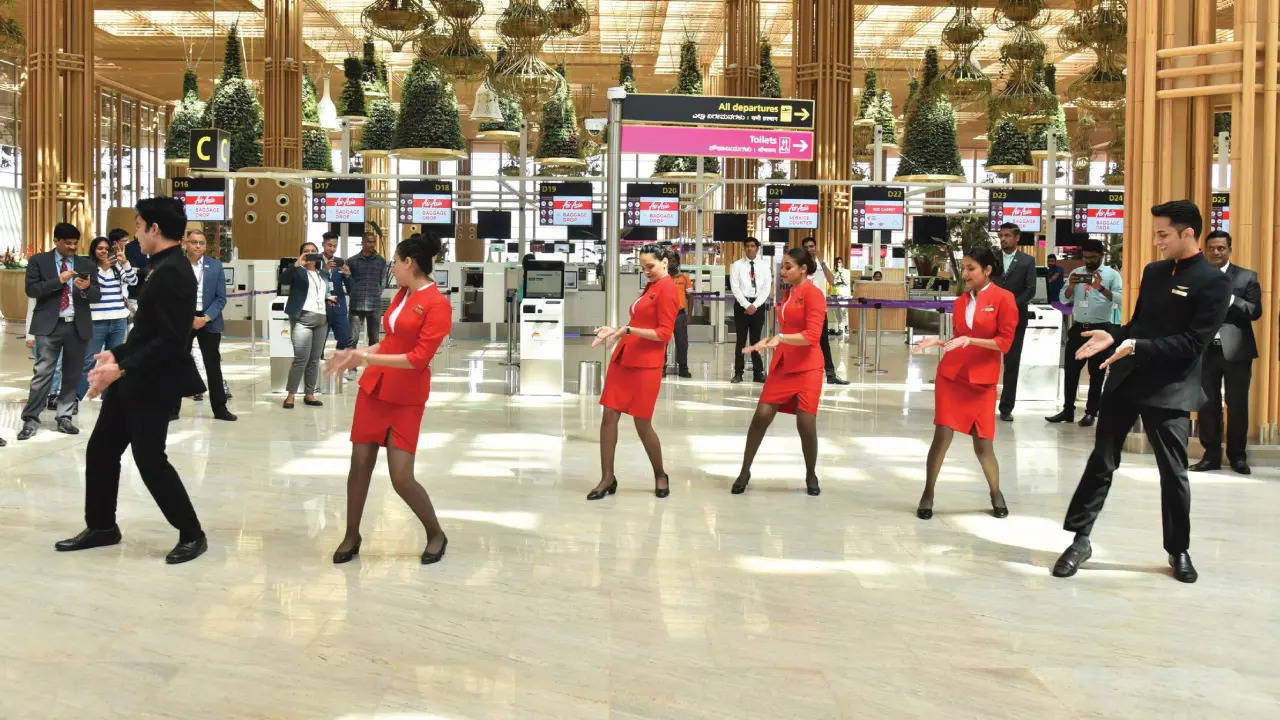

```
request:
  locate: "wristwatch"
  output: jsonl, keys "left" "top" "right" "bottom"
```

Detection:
{"left": 625, "top": 326, "right": 631, "bottom": 335}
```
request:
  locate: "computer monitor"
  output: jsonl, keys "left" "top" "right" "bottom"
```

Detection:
{"left": 523, "top": 260, "right": 565, "bottom": 300}
{"left": 622, "top": 225, "right": 657, "bottom": 241}
{"left": 477, "top": 210, "right": 513, "bottom": 239}
{"left": 713, "top": 213, "right": 749, "bottom": 243}
{"left": 912, "top": 215, "right": 948, "bottom": 245}
{"left": 568, "top": 212, "right": 603, "bottom": 241}
{"left": 768, "top": 228, "right": 790, "bottom": 244}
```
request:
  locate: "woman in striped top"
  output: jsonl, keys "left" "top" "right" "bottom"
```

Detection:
{"left": 77, "top": 236, "right": 138, "bottom": 399}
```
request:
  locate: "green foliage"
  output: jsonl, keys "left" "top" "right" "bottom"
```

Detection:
{"left": 1214, "top": 111, "right": 1231, "bottom": 153}
{"left": 760, "top": 39, "right": 782, "bottom": 98}
{"left": 1029, "top": 64, "right": 1068, "bottom": 152}
{"left": 221, "top": 24, "right": 245, "bottom": 81}
{"left": 201, "top": 27, "right": 262, "bottom": 170}
{"left": 338, "top": 57, "right": 367, "bottom": 117}
{"left": 361, "top": 98, "right": 397, "bottom": 151}
{"left": 302, "top": 70, "right": 320, "bottom": 124}
{"left": 361, "top": 40, "right": 388, "bottom": 95}
{"left": 656, "top": 39, "right": 720, "bottom": 175}
{"left": 858, "top": 70, "right": 878, "bottom": 119}
{"left": 164, "top": 69, "right": 207, "bottom": 160}
{"left": 903, "top": 77, "right": 920, "bottom": 121}
{"left": 537, "top": 63, "right": 582, "bottom": 159}
{"left": 619, "top": 54, "right": 637, "bottom": 94}
{"left": 988, "top": 116, "right": 1031, "bottom": 168}
{"left": 303, "top": 128, "right": 332, "bottom": 171}
{"left": 895, "top": 48, "right": 963, "bottom": 179}
{"left": 394, "top": 59, "right": 464, "bottom": 150}
{"left": 874, "top": 90, "right": 897, "bottom": 145}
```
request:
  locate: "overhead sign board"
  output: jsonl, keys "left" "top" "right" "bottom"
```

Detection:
{"left": 539, "top": 182, "right": 593, "bottom": 226}
{"left": 625, "top": 183, "right": 681, "bottom": 228}
{"left": 619, "top": 125, "right": 813, "bottom": 161}
{"left": 172, "top": 177, "right": 227, "bottom": 222}
{"left": 188, "top": 129, "right": 230, "bottom": 171}
{"left": 765, "top": 185, "right": 819, "bottom": 229}
{"left": 1072, "top": 190, "right": 1125, "bottom": 234}
{"left": 398, "top": 180, "right": 454, "bottom": 226}
{"left": 311, "top": 178, "right": 366, "bottom": 223}
{"left": 988, "top": 188, "right": 1043, "bottom": 233}
{"left": 1211, "top": 192, "right": 1230, "bottom": 232}
{"left": 620, "top": 94, "right": 815, "bottom": 130}
{"left": 851, "top": 186, "right": 906, "bottom": 231}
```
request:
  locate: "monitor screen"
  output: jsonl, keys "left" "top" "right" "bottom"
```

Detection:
{"left": 523, "top": 267, "right": 564, "bottom": 299}
{"left": 622, "top": 225, "right": 657, "bottom": 241}
{"left": 713, "top": 213, "right": 749, "bottom": 243}
{"left": 568, "top": 212, "right": 603, "bottom": 241}
{"left": 477, "top": 210, "right": 513, "bottom": 239}
{"left": 433, "top": 269, "right": 449, "bottom": 288}
{"left": 912, "top": 215, "right": 948, "bottom": 244}
{"left": 768, "top": 228, "right": 790, "bottom": 244}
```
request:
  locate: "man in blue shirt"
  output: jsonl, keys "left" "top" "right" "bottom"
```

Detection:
{"left": 1046, "top": 238, "right": 1122, "bottom": 427}
{"left": 1046, "top": 253, "right": 1065, "bottom": 304}
{"left": 321, "top": 231, "right": 352, "bottom": 351}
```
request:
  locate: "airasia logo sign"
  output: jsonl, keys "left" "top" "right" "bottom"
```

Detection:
{"left": 557, "top": 199, "right": 589, "bottom": 210}
{"left": 328, "top": 196, "right": 363, "bottom": 207}
{"left": 414, "top": 196, "right": 451, "bottom": 208}
{"left": 1009, "top": 205, "right": 1039, "bottom": 216}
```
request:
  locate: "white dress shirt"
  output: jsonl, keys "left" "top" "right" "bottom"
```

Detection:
{"left": 966, "top": 283, "right": 992, "bottom": 326}
{"left": 388, "top": 283, "right": 433, "bottom": 329}
{"left": 729, "top": 256, "right": 772, "bottom": 308}
{"left": 302, "top": 269, "right": 327, "bottom": 315}
{"left": 808, "top": 260, "right": 830, "bottom": 295}
{"left": 191, "top": 259, "right": 205, "bottom": 313}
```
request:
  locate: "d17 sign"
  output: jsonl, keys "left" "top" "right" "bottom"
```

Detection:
{"left": 1071, "top": 190, "right": 1125, "bottom": 234}
{"left": 539, "top": 182, "right": 593, "bottom": 226}
{"left": 625, "top": 183, "right": 680, "bottom": 228}
{"left": 399, "top": 180, "right": 453, "bottom": 226}
{"left": 988, "top": 188, "right": 1042, "bottom": 233}
{"left": 172, "top": 177, "right": 227, "bottom": 222}
{"left": 311, "top": 178, "right": 367, "bottom": 224}
{"left": 851, "top": 186, "right": 905, "bottom": 231}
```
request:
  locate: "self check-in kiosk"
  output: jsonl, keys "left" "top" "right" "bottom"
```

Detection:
{"left": 520, "top": 260, "right": 565, "bottom": 396}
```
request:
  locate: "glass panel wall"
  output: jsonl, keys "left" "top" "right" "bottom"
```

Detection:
{"left": 94, "top": 88, "right": 167, "bottom": 235}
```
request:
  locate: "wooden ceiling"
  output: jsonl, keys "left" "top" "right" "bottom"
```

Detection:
{"left": 12, "top": 1, "right": 1157, "bottom": 148}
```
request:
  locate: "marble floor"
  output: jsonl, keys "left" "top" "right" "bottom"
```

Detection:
{"left": 1, "top": 320, "right": 1278, "bottom": 719}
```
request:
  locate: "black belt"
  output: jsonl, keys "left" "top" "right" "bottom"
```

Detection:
{"left": 1075, "top": 322, "right": 1111, "bottom": 330}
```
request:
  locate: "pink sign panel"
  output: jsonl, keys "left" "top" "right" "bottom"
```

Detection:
{"left": 620, "top": 124, "right": 814, "bottom": 161}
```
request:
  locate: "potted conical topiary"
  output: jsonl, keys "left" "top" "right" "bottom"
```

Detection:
{"left": 164, "top": 69, "right": 207, "bottom": 165}
{"left": 393, "top": 57, "right": 466, "bottom": 160}
{"left": 201, "top": 25, "right": 263, "bottom": 171}
{"left": 760, "top": 38, "right": 787, "bottom": 178}
{"left": 655, "top": 39, "right": 721, "bottom": 177}
{"left": 361, "top": 39, "right": 388, "bottom": 98}
{"left": 986, "top": 115, "right": 1034, "bottom": 176}
{"left": 302, "top": 71, "right": 333, "bottom": 172}
{"left": 873, "top": 90, "right": 899, "bottom": 148}
{"left": 856, "top": 69, "right": 878, "bottom": 124}
{"left": 338, "top": 56, "right": 367, "bottom": 119}
{"left": 536, "top": 63, "right": 585, "bottom": 174}
{"left": 1030, "top": 64, "right": 1069, "bottom": 160}
{"left": 359, "top": 98, "right": 396, "bottom": 154}
{"left": 895, "top": 47, "right": 964, "bottom": 181}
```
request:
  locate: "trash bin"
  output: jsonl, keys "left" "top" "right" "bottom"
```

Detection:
{"left": 578, "top": 360, "right": 601, "bottom": 395}
{"left": 1016, "top": 304, "right": 1064, "bottom": 402}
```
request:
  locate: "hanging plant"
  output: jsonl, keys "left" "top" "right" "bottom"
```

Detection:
{"left": 394, "top": 57, "right": 464, "bottom": 152}
{"left": 360, "top": 98, "right": 397, "bottom": 152}
{"left": 895, "top": 48, "right": 964, "bottom": 180}
{"left": 619, "top": 53, "right": 638, "bottom": 94}
{"left": 873, "top": 90, "right": 898, "bottom": 146}
{"left": 655, "top": 39, "right": 721, "bottom": 176}
{"left": 1029, "top": 64, "right": 1069, "bottom": 155}
{"left": 165, "top": 69, "right": 207, "bottom": 161}
{"left": 986, "top": 116, "right": 1033, "bottom": 174}
{"left": 536, "top": 63, "right": 583, "bottom": 162}
{"left": 760, "top": 38, "right": 783, "bottom": 99}
{"left": 201, "top": 25, "right": 264, "bottom": 171}
{"left": 338, "top": 56, "right": 367, "bottom": 117}
{"left": 547, "top": 0, "right": 590, "bottom": 37}
{"left": 857, "top": 69, "right": 878, "bottom": 119}
{"left": 1214, "top": 111, "right": 1231, "bottom": 154}
{"left": 496, "top": 0, "right": 549, "bottom": 40}
{"left": 433, "top": 0, "right": 483, "bottom": 23}
{"left": 361, "top": 39, "right": 388, "bottom": 97}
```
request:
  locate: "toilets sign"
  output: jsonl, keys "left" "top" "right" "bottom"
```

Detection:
{"left": 619, "top": 93, "right": 816, "bottom": 161}
{"left": 621, "top": 94, "right": 815, "bottom": 130}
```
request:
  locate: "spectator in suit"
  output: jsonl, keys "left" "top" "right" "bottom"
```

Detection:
{"left": 172, "top": 230, "right": 237, "bottom": 422}
{"left": 321, "top": 230, "right": 353, "bottom": 351}
{"left": 1191, "top": 230, "right": 1261, "bottom": 475}
{"left": 19, "top": 223, "right": 101, "bottom": 440}
{"left": 992, "top": 222, "right": 1038, "bottom": 421}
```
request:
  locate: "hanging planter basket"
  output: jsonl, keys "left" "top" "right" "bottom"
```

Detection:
{"left": 548, "top": 0, "right": 591, "bottom": 37}
{"left": 394, "top": 147, "right": 468, "bottom": 161}
{"left": 1030, "top": 149, "right": 1069, "bottom": 161}
{"left": 985, "top": 164, "right": 1036, "bottom": 176}
{"left": 996, "top": 0, "right": 1046, "bottom": 24}
{"left": 496, "top": 1, "right": 550, "bottom": 40}
{"left": 652, "top": 171, "right": 722, "bottom": 180}
{"left": 478, "top": 129, "right": 521, "bottom": 142}
{"left": 433, "top": 0, "right": 483, "bottom": 22}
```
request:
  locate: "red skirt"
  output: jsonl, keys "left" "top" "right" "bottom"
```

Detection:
{"left": 934, "top": 375, "right": 997, "bottom": 440}
{"left": 351, "top": 390, "right": 427, "bottom": 454}
{"left": 600, "top": 361, "right": 663, "bottom": 420}
{"left": 760, "top": 368, "right": 824, "bottom": 415}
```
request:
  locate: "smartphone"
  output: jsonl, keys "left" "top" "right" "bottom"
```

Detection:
{"left": 194, "top": 310, "right": 205, "bottom": 318}
{"left": 76, "top": 272, "right": 90, "bottom": 281}
{"left": 305, "top": 253, "right": 324, "bottom": 264}
{"left": 332, "top": 257, "right": 345, "bottom": 268}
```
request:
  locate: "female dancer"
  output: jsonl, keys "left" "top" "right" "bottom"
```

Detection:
{"left": 587, "top": 243, "right": 679, "bottom": 500}
{"left": 732, "top": 247, "right": 827, "bottom": 496}
{"left": 910, "top": 244, "right": 1016, "bottom": 519}
{"left": 323, "top": 234, "right": 452, "bottom": 564}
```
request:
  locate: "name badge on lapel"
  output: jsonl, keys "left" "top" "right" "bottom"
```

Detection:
{"left": 413, "top": 304, "right": 424, "bottom": 315}
{"left": 1171, "top": 285, "right": 1188, "bottom": 297}
{"left": 982, "top": 305, "right": 996, "bottom": 313}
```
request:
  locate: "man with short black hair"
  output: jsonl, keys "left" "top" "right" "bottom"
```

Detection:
{"left": 321, "top": 230, "right": 353, "bottom": 351}
{"left": 993, "top": 222, "right": 1037, "bottom": 420}
{"left": 1053, "top": 200, "right": 1230, "bottom": 584}
{"left": 346, "top": 230, "right": 388, "bottom": 348}
{"left": 1192, "top": 230, "right": 1261, "bottom": 475}
{"left": 801, "top": 236, "right": 849, "bottom": 385}
{"left": 729, "top": 237, "right": 771, "bottom": 383}
{"left": 173, "top": 229, "right": 236, "bottom": 422}
{"left": 1046, "top": 239, "right": 1122, "bottom": 427}
{"left": 58, "top": 196, "right": 210, "bottom": 565}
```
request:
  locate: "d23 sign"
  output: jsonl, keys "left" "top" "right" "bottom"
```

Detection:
{"left": 988, "top": 189, "right": 1043, "bottom": 233}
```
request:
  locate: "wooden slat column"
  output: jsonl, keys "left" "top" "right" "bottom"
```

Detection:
{"left": 263, "top": 0, "right": 303, "bottom": 169}
{"left": 791, "top": 0, "right": 854, "bottom": 259}
{"left": 1128, "top": 0, "right": 1280, "bottom": 441}
{"left": 722, "top": 0, "right": 762, "bottom": 268}
{"left": 23, "top": 0, "right": 94, "bottom": 253}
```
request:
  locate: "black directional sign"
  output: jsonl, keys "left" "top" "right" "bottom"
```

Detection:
{"left": 620, "top": 94, "right": 815, "bottom": 130}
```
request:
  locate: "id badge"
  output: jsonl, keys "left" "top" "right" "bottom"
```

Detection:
{"left": 1079, "top": 300, "right": 1089, "bottom": 309}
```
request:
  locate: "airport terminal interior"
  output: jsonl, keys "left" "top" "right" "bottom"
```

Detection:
{"left": 2, "top": 1, "right": 1280, "bottom": 718}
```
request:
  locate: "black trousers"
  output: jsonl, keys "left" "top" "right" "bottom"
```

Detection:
{"left": 1062, "top": 322, "right": 1114, "bottom": 414}
{"left": 86, "top": 386, "right": 202, "bottom": 535}
{"left": 671, "top": 309, "right": 689, "bottom": 369}
{"left": 1198, "top": 343, "right": 1251, "bottom": 462}
{"left": 175, "top": 327, "right": 226, "bottom": 415}
{"left": 818, "top": 316, "right": 836, "bottom": 373}
{"left": 1063, "top": 396, "right": 1192, "bottom": 554}
{"left": 998, "top": 313, "right": 1029, "bottom": 415}
{"left": 733, "top": 302, "right": 766, "bottom": 375}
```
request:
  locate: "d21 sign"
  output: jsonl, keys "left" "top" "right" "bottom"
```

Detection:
{"left": 619, "top": 125, "right": 813, "bottom": 161}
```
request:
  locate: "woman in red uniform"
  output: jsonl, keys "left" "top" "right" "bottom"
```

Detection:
{"left": 322, "top": 234, "right": 452, "bottom": 564}
{"left": 910, "top": 244, "right": 1017, "bottom": 519}
{"left": 732, "top": 247, "right": 827, "bottom": 496}
{"left": 587, "top": 243, "right": 679, "bottom": 500}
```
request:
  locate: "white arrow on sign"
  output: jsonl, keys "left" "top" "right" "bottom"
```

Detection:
{"left": 795, "top": 107, "right": 810, "bottom": 122}
{"left": 794, "top": 138, "right": 809, "bottom": 153}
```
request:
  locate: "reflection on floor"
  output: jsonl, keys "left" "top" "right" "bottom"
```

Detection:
{"left": 1, "top": 326, "right": 1277, "bottom": 719}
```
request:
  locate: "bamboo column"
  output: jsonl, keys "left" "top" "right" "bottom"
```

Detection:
{"left": 23, "top": 0, "right": 94, "bottom": 253}
{"left": 361, "top": 150, "right": 392, "bottom": 251}
{"left": 791, "top": 0, "right": 854, "bottom": 259}
{"left": 263, "top": 0, "right": 303, "bottom": 169}
{"left": 721, "top": 0, "right": 762, "bottom": 268}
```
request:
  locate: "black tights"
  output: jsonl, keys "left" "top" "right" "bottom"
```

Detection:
{"left": 738, "top": 403, "right": 819, "bottom": 480}
{"left": 337, "top": 433, "right": 445, "bottom": 554}
{"left": 594, "top": 408, "right": 667, "bottom": 492}
{"left": 918, "top": 424, "right": 1002, "bottom": 509}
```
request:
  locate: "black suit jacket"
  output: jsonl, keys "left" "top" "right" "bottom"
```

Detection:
{"left": 25, "top": 250, "right": 101, "bottom": 340}
{"left": 1217, "top": 263, "right": 1261, "bottom": 362}
{"left": 995, "top": 250, "right": 1037, "bottom": 310}
{"left": 1104, "top": 253, "right": 1231, "bottom": 412}
{"left": 110, "top": 244, "right": 205, "bottom": 401}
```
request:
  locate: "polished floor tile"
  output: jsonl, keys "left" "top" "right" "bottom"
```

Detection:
{"left": 1, "top": 324, "right": 1278, "bottom": 718}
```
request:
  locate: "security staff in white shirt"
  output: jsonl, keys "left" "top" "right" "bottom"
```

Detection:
{"left": 801, "top": 236, "right": 849, "bottom": 385}
{"left": 729, "top": 237, "right": 772, "bottom": 383}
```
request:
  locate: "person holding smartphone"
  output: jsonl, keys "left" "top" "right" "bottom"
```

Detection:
{"left": 281, "top": 242, "right": 333, "bottom": 409}
{"left": 1046, "top": 239, "right": 1122, "bottom": 427}
{"left": 76, "top": 236, "right": 138, "bottom": 402}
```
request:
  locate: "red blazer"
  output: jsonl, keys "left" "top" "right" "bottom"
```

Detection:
{"left": 938, "top": 284, "right": 1019, "bottom": 385}
{"left": 358, "top": 283, "right": 451, "bottom": 405}
{"left": 769, "top": 280, "right": 827, "bottom": 375}
{"left": 611, "top": 274, "right": 678, "bottom": 368}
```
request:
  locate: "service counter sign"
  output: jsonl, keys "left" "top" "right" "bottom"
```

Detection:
{"left": 765, "top": 185, "right": 819, "bottom": 229}
{"left": 398, "top": 180, "right": 453, "bottom": 225}
{"left": 172, "top": 177, "right": 227, "bottom": 222}
{"left": 625, "top": 183, "right": 680, "bottom": 227}
{"left": 311, "top": 178, "right": 366, "bottom": 223}
{"left": 539, "top": 182, "right": 593, "bottom": 226}
{"left": 1071, "top": 190, "right": 1125, "bottom": 234}
{"left": 988, "top": 188, "right": 1043, "bottom": 233}
{"left": 1212, "top": 193, "right": 1230, "bottom": 232}
{"left": 851, "top": 186, "right": 905, "bottom": 231}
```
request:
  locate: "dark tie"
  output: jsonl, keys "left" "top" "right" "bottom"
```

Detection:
{"left": 749, "top": 260, "right": 757, "bottom": 293}
{"left": 60, "top": 257, "right": 70, "bottom": 312}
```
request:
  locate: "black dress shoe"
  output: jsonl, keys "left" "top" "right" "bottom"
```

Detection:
{"left": 826, "top": 374, "right": 850, "bottom": 386}
{"left": 916, "top": 505, "right": 933, "bottom": 520}
{"left": 1189, "top": 457, "right": 1221, "bottom": 472}
{"left": 213, "top": 410, "right": 238, "bottom": 422}
{"left": 586, "top": 477, "right": 618, "bottom": 500}
{"left": 56, "top": 418, "right": 79, "bottom": 435}
{"left": 731, "top": 472, "right": 750, "bottom": 494}
{"left": 1230, "top": 459, "right": 1251, "bottom": 475}
{"left": 730, "top": 374, "right": 744, "bottom": 384}
{"left": 678, "top": 368, "right": 693, "bottom": 379}
{"left": 752, "top": 372, "right": 767, "bottom": 383}
{"left": 421, "top": 535, "right": 448, "bottom": 565}
{"left": 999, "top": 412, "right": 1014, "bottom": 422}
{"left": 1045, "top": 409, "right": 1075, "bottom": 423}
{"left": 193, "top": 393, "right": 204, "bottom": 402}
{"left": 1052, "top": 543, "right": 1092, "bottom": 577}
{"left": 17, "top": 422, "right": 37, "bottom": 441}
{"left": 1169, "top": 552, "right": 1198, "bottom": 583}
{"left": 1079, "top": 413, "right": 1097, "bottom": 427}
{"left": 805, "top": 475, "right": 821, "bottom": 496}
{"left": 0, "top": 436, "right": 5, "bottom": 446}
{"left": 303, "top": 398, "right": 324, "bottom": 407}
{"left": 55, "top": 526, "right": 122, "bottom": 552}
{"left": 332, "top": 536, "right": 361, "bottom": 564}
{"left": 165, "top": 534, "right": 208, "bottom": 564}
{"left": 654, "top": 474, "right": 670, "bottom": 499}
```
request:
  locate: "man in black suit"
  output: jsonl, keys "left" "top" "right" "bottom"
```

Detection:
{"left": 1053, "top": 200, "right": 1230, "bottom": 584}
{"left": 993, "top": 222, "right": 1037, "bottom": 420}
{"left": 19, "top": 222, "right": 101, "bottom": 440}
{"left": 56, "top": 197, "right": 209, "bottom": 565}
{"left": 1191, "top": 230, "right": 1261, "bottom": 475}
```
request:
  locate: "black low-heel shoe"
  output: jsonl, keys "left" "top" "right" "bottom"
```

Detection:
{"left": 731, "top": 472, "right": 750, "bottom": 494}
{"left": 165, "top": 534, "right": 208, "bottom": 564}
{"left": 421, "top": 535, "right": 448, "bottom": 565}
{"left": 805, "top": 475, "right": 821, "bottom": 496}
{"left": 991, "top": 492, "right": 1009, "bottom": 518}
{"left": 655, "top": 474, "right": 670, "bottom": 499}
{"left": 916, "top": 506, "right": 933, "bottom": 520}
{"left": 586, "top": 477, "right": 618, "bottom": 501}
{"left": 332, "top": 537, "right": 361, "bottom": 564}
